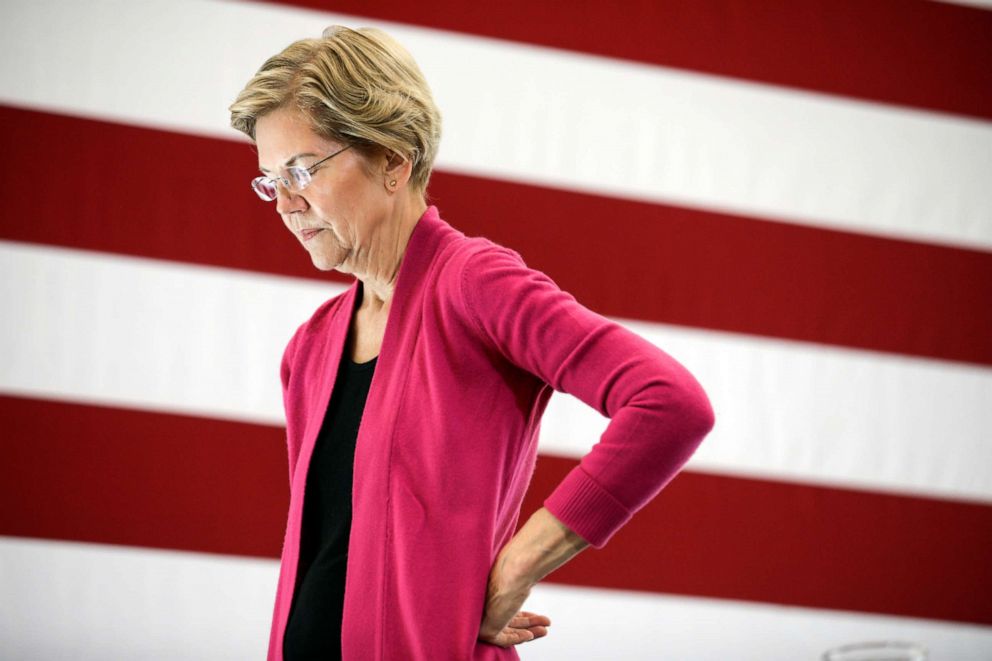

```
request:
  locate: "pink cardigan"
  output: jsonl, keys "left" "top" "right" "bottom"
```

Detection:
{"left": 268, "top": 205, "right": 715, "bottom": 660}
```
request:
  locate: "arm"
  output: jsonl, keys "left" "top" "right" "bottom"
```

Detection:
{"left": 462, "top": 244, "right": 715, "bottom": 644}
{"left": 479, "top": 507, "right": 588, "bottom": 645}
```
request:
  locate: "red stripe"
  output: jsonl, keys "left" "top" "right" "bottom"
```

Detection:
{"left": 2, "top": 394, "right": 990, "bottom": 625}
{"left": 1, "top": 395, "right": 287, "bottom": 559}
{"left": 2, "top": 105, "right": 991, "bottom": 367}
{"left": 260, "top": 0, "right": 992, "bottom": 121}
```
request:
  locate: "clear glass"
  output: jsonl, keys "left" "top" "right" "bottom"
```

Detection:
{"left": 251, "top": 145, "right": 351, "bottom": 201}
{"left": 822, "top": 640, "right": 928, "bottom": 661}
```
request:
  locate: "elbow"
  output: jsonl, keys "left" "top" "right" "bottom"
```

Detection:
{"left": 692, "top": 390, "right": 716, "bottom": 439}
{"left": 675, "top": 379, "right": 716, "bottom": 444}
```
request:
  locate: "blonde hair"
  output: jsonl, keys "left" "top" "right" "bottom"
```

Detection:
{"left": 229, "top": 25, "right": 442, "bottom": 193}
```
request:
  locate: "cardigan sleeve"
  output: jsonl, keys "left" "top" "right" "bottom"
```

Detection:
{"left": 459, "top": 244, "right": 716, "bottom": 548}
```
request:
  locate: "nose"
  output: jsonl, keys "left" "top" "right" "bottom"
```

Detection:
{"left": 275, "top": 182, "right": 307, "bottom": 215}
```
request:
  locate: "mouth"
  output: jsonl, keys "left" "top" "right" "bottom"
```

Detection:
{"left": 300, "top": 229, "right": 323, "bottom": 242}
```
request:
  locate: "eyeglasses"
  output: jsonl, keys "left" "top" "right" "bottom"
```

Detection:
{"left": 251, "top": 145, "right": 352, "bottom": 202}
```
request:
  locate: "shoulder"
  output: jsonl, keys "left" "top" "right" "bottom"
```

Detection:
{"left": 421, "top": 206, "right": 537, "bottom": 301}
{"left": 453, "top": 233, "right": 525, "bottom": 267}
{"left": 454, "top": 234, "right": 563, "bottom": 304}
{"left": 429, "top": 233, "right": 534, "bottom": 315}
{"left": 438, "top": 233, "right": 531, "bottom": 293}
{"left": 435, "top": 233, "right": 574, "bottom": 357}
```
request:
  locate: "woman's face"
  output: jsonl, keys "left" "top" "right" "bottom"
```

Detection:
{"left": 254, "top": 106, "right": 388, "bottom": 273}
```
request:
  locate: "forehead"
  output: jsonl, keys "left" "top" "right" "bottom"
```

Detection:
{"left": 254, "top": 107, "right": 331, "bottom": 169}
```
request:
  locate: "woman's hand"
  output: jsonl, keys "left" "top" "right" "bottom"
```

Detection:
{"left": 478, "top": 507, "right": 589, "bottom": 647}
{"left": 478, "top": 547, "right": 550, "bottom": 647}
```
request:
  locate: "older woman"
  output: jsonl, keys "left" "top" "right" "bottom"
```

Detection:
{"left": 230, "top": 25, "right": 715, "bottom": 661}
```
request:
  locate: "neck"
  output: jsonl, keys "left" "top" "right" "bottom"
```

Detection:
{"left": 355, "top": 193, "right": 427, "bottom": 314}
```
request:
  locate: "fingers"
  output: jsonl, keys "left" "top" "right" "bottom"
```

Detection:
{"left": 503, "top": 626, "right": 544, "bottom": 646}
{"left": 483, "top": 627, "right": 548, "bottom": 648}
{"left": 480, "top": 610, "right": 553, "bottom": 648}
{"left": 510, "top": 611, "right": 552, "bottom": 628}
{"left": 506, "top": 611, "right": 551, "bottom": 645}
{"left": 524, "top": 625, "right": 549, "bottom": 639}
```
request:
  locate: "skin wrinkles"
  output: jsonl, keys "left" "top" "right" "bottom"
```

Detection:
{"left": 254, "top": 105, "right": 424, "bottom": 314}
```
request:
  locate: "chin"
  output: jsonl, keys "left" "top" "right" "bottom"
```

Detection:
{"left": 310, "top": 259, "right": 338, "bottom": 272}
{"left": 310, "top": 252, "right": 345, "bottom": 272}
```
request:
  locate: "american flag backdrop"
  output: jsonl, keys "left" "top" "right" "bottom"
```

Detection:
{"left": 1, "top": 1, "right": 990, "bottom": 658}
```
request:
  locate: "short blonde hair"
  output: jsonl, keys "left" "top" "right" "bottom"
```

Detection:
{"left": 229, "top": 25, "right": 442, "bottom": 193}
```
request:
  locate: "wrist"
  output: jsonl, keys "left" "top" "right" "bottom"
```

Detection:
{"left": 502, "top": 507, "right": 590, "bottom": 586}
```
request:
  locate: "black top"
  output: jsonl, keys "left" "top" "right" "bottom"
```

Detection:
{"left": 283, "top": 350, "right": 377, "bottom": 661}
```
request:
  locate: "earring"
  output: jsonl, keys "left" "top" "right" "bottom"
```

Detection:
{"left": 389, "top": 180, "right": 397, "bottom": 187}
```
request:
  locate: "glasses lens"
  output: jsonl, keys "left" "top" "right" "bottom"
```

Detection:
{"left": 287, "top": 167, "right": 311, "bottom": 191}
{"left": 251, "top": 177, "right": 277, "bottom": 201}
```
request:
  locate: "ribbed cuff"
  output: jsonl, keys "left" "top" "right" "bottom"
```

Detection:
{"left": 543, "top": 465, "right": 632, "bottom": 549}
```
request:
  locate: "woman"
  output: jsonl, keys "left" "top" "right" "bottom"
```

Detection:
{"left": 230, "top": 25, "right": 715, "bottom": 661}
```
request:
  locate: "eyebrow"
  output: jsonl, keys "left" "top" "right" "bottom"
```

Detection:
{"left": 258, "top": 152, "right": 319, "bottom": 174}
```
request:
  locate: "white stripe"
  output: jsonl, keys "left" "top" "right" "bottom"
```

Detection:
{"left": 544, "top": 318, "right": 992, "bottom": 504}
{"left": 0, "top": 242, "right": 325, "bottom": 427}
{"left": 523, "top": 584, "right": 992, "bottom": 661}
{"left": 1, "top": 0, "right": 990, "bottom": 251}
{"left": 0, "top": 537, "right": 274, "bottom": 660}
{"left": 2, "top": 537, "right": 990, "bottom": 660}
{"left": 934, "top": 0, "right": 992, "bottom": 9}
{"left": 4, "top": 241, "right": 990, "bottom": 503}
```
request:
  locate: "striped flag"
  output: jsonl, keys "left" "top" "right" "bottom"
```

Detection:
{"left": 1, "top": 1, "right": 990, "bottom": 658}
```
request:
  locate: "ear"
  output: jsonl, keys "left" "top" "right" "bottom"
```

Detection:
{"left": 383, "top": 149, "right": 412, "bottom": 192}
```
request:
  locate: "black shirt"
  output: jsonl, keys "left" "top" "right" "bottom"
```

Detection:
{"left": 283, "top": 351, "right": 377, "bottom": 661}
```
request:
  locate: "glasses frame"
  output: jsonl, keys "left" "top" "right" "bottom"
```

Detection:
{"left": 251, "top": 144, "right": 352, "bottom": 202}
